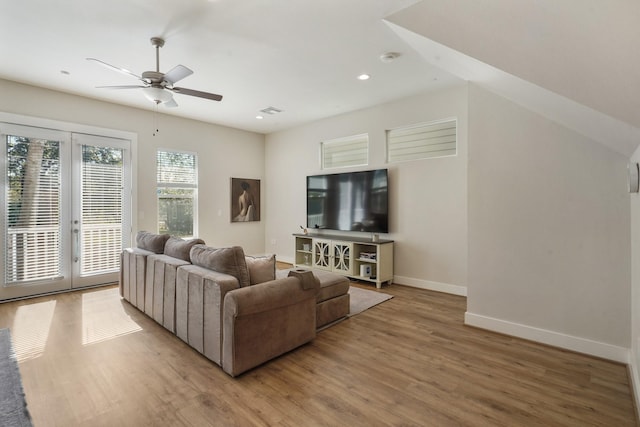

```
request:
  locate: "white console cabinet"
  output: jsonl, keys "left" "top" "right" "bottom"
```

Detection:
{"left": 293, "top": 233, "right": 393, "bottom": 288}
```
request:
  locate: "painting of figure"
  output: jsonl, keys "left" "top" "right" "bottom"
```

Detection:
{"left": 231, "top": 178, "right": 260, "bottom": 222}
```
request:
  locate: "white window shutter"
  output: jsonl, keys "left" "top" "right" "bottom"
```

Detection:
{"left": 387, "top": 119, "right": 457, "bottom": 163}
{"left": 321, "top": 134, "right": 368, "bottom": 169}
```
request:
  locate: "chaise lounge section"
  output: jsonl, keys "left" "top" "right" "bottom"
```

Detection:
{"left": 277, "top": 268, "right": 350, "bottom": 329}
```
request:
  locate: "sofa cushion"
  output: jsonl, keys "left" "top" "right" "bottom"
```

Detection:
{"left": 164, "top": 236, "right": 205, "bottom": 262}
{"left": 190, "top": 245, "right": 251, "bottom": 288}
{"left": 136, "top": 231, "right": 170, "bottom": 254}
{"left": 245, "top": 254, "right": 276, "bottom": 285}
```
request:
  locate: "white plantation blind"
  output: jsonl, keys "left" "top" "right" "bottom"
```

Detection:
{"left": 157, "top": 150, "right": 197, "bottom": 187}
{"left": 321, "top": 134, "right": 368, "bottom": 169}
{"left": 387, "top": 119, "right": 457, "bottom": 163}
{"left": 80, "top": 145, "right": 124, "bottom": 276}
{"left": 5, "top": 136, "right": 62, "bottom": 283}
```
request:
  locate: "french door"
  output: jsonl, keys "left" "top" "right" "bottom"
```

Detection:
{"left": 0, "top": 123, "right": 131, "bottom": 301}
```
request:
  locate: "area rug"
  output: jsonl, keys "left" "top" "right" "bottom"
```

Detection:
{"left": 0, "top": 328, "right": 33, "bottom": 427}
{"left": 348, "top": 286, "right": 393, "bottom": 317}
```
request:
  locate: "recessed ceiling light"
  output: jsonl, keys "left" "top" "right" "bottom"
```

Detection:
{"left": 256, "top": 115, "right": 264, "bottom": 120}
{"left": 357, "top": 74, "right": 370, "bottom": 81}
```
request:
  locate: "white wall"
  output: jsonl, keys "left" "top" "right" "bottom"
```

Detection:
{"left": 265, "top": 85, "right": 468, "bottom": 293}
{"left": 0, "top": 79, "right": 267, "bottom": 254}
{"left": 466, "top": 84, "right": 631, "bottom": 361}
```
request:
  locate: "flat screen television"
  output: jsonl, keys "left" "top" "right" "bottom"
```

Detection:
{"left": 307, "top": 169, "right": 388, "bottom": 233}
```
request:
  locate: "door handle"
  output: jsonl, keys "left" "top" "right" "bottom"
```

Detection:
{"left": 73, "top": 227, "right": 79, "bottom": 262}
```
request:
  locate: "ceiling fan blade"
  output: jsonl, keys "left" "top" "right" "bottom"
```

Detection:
{"left": 96, "top": 85, "right": 147, "bottom": 89}
{"left": 170, "top": 87, "right": 223, "bottom": 102}
{"left": 87, "top": 58, "right": 142, "bottom": 80}
{"left": 164, "top": 98, "right": 179, "bottom": 108}
{"left": 164, "top": 65, "right": 193, "bottom": 85}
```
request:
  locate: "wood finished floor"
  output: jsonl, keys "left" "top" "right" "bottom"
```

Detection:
{"left": 0, "top": 281, "right": 637, "bottom": 426}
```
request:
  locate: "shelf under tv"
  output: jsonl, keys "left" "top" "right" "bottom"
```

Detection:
{"left": 293, "top": 233, "right": 394, "bottom": 288}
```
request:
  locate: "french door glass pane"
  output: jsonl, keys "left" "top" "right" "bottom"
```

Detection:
{"left": 5, "top": 136, "right": 61, "bottom": 283}
{"left": 80, "top": 145, "right": 124, "bottom": 276}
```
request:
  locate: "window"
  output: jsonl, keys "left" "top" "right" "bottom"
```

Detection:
{"left": 157, "top": 150, "right": 197, "bottom": 237}
{"left": 387, "top": 119, "right": 457, "bottom": 163}
{"left": 321, "top": 134, "right": 368, "bottom": 169}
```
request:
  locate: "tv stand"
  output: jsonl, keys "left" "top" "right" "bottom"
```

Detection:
{"left": 293, "top": 233, "right": 394, "bottom": 288}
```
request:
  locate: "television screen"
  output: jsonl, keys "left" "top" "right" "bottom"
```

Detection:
{"left": 307, "top": 169, "right": 388, "bottom": 233}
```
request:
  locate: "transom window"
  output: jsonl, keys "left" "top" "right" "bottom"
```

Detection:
{"left": 321, "top": 134, "right": 369, "bottom": 169}
{"left": 387, "top": 119, "right": 457, "bottom": 163}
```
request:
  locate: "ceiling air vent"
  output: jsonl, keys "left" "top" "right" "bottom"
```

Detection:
{"left": 260, "top": 106, "right": 283, "bottom": 115}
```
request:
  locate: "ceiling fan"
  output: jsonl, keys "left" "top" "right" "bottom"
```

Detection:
{"left": 87, "top": 37, "right": 223, "bottom": 108}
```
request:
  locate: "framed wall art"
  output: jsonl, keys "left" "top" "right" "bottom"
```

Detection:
{"left": 230, "top": 178, "right": 260, "bottom": 222}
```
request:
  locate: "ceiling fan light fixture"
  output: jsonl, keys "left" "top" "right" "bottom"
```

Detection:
{"left": 142, "top": 86, "right": 173, "bottom": 104}
{"left": 89, "top": 38, "right": 223, "bottom": 106}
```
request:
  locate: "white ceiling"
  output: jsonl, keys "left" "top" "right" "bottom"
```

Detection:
{"left": 0, "top": 0, "right": 464, "bottom": 134}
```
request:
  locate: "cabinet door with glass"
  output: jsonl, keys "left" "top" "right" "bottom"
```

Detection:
{"left": 312, "top": 238, "right": 332, "bottom": 271}
{"left": 331, "top": 240, "right": 353, "bottom": 275}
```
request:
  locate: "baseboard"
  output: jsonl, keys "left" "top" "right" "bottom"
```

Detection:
{"left": 628, "top": 359, "right": 640, "bottom": 422}
{"left": 393, "top": 275, "right": 467, "bottom": 296}
{"left": 277, "top": 255, "right": 295, "bottom": 265}
{"left": 274, "top": 261, "right": 467, "bottom": 297}
{"left": 465, "top": 312, "right": 630, "bottom": 364}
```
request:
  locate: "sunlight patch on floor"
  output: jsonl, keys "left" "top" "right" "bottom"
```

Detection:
{"left": 82, "top": 288, "right": 141, "bottom": 346}
{"left": 12, "top": 300, "right": 56, "bottom": 361}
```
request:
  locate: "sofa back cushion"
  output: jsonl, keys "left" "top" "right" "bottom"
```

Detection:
{"left": 245, "top": 254, "right": 276, "bottom": 285}
{"left": 136, "top": 231, "right": 170, "bottom": 254}
{"left": 164, "top": 237, "right": 205, "bottom": 262}
{"left": 190, "top": 245, "right": 251, "bottom": 288}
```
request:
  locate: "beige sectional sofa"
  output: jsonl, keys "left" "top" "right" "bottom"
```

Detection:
{"left": 120, "top": 231, "right": 349, "bottom": 377}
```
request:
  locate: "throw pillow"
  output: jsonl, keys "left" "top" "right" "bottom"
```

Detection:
{"left": 189, "top": 245, "right": 251, "bottom": 288}
{"left": 245, "top": 254, "right": 276, "bottom": 285}
{"left": 136, "top": 231, "right": 170, "bottom": 254}
{"left": 164, "top": 236, "right": 205, "bottom": 262}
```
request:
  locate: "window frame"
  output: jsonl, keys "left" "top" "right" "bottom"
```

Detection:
{"left": 386, "top": 118, "right": 457, "bottom": 163}
{"left": 321, "top": 133, "right": 369, "bottom": 170}
{"left": 156, "top": 149, "right": 198, "bottom": 238}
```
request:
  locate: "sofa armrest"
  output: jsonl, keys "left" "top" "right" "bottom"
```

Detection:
{"left": 221, "top": 276, "right": 319, "bottom": 376}
{"left": 120, "top": 247, "right": 154, "bottom": 308}
{"left": 225, "top": 276, "right": 319, "bottom": 316}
